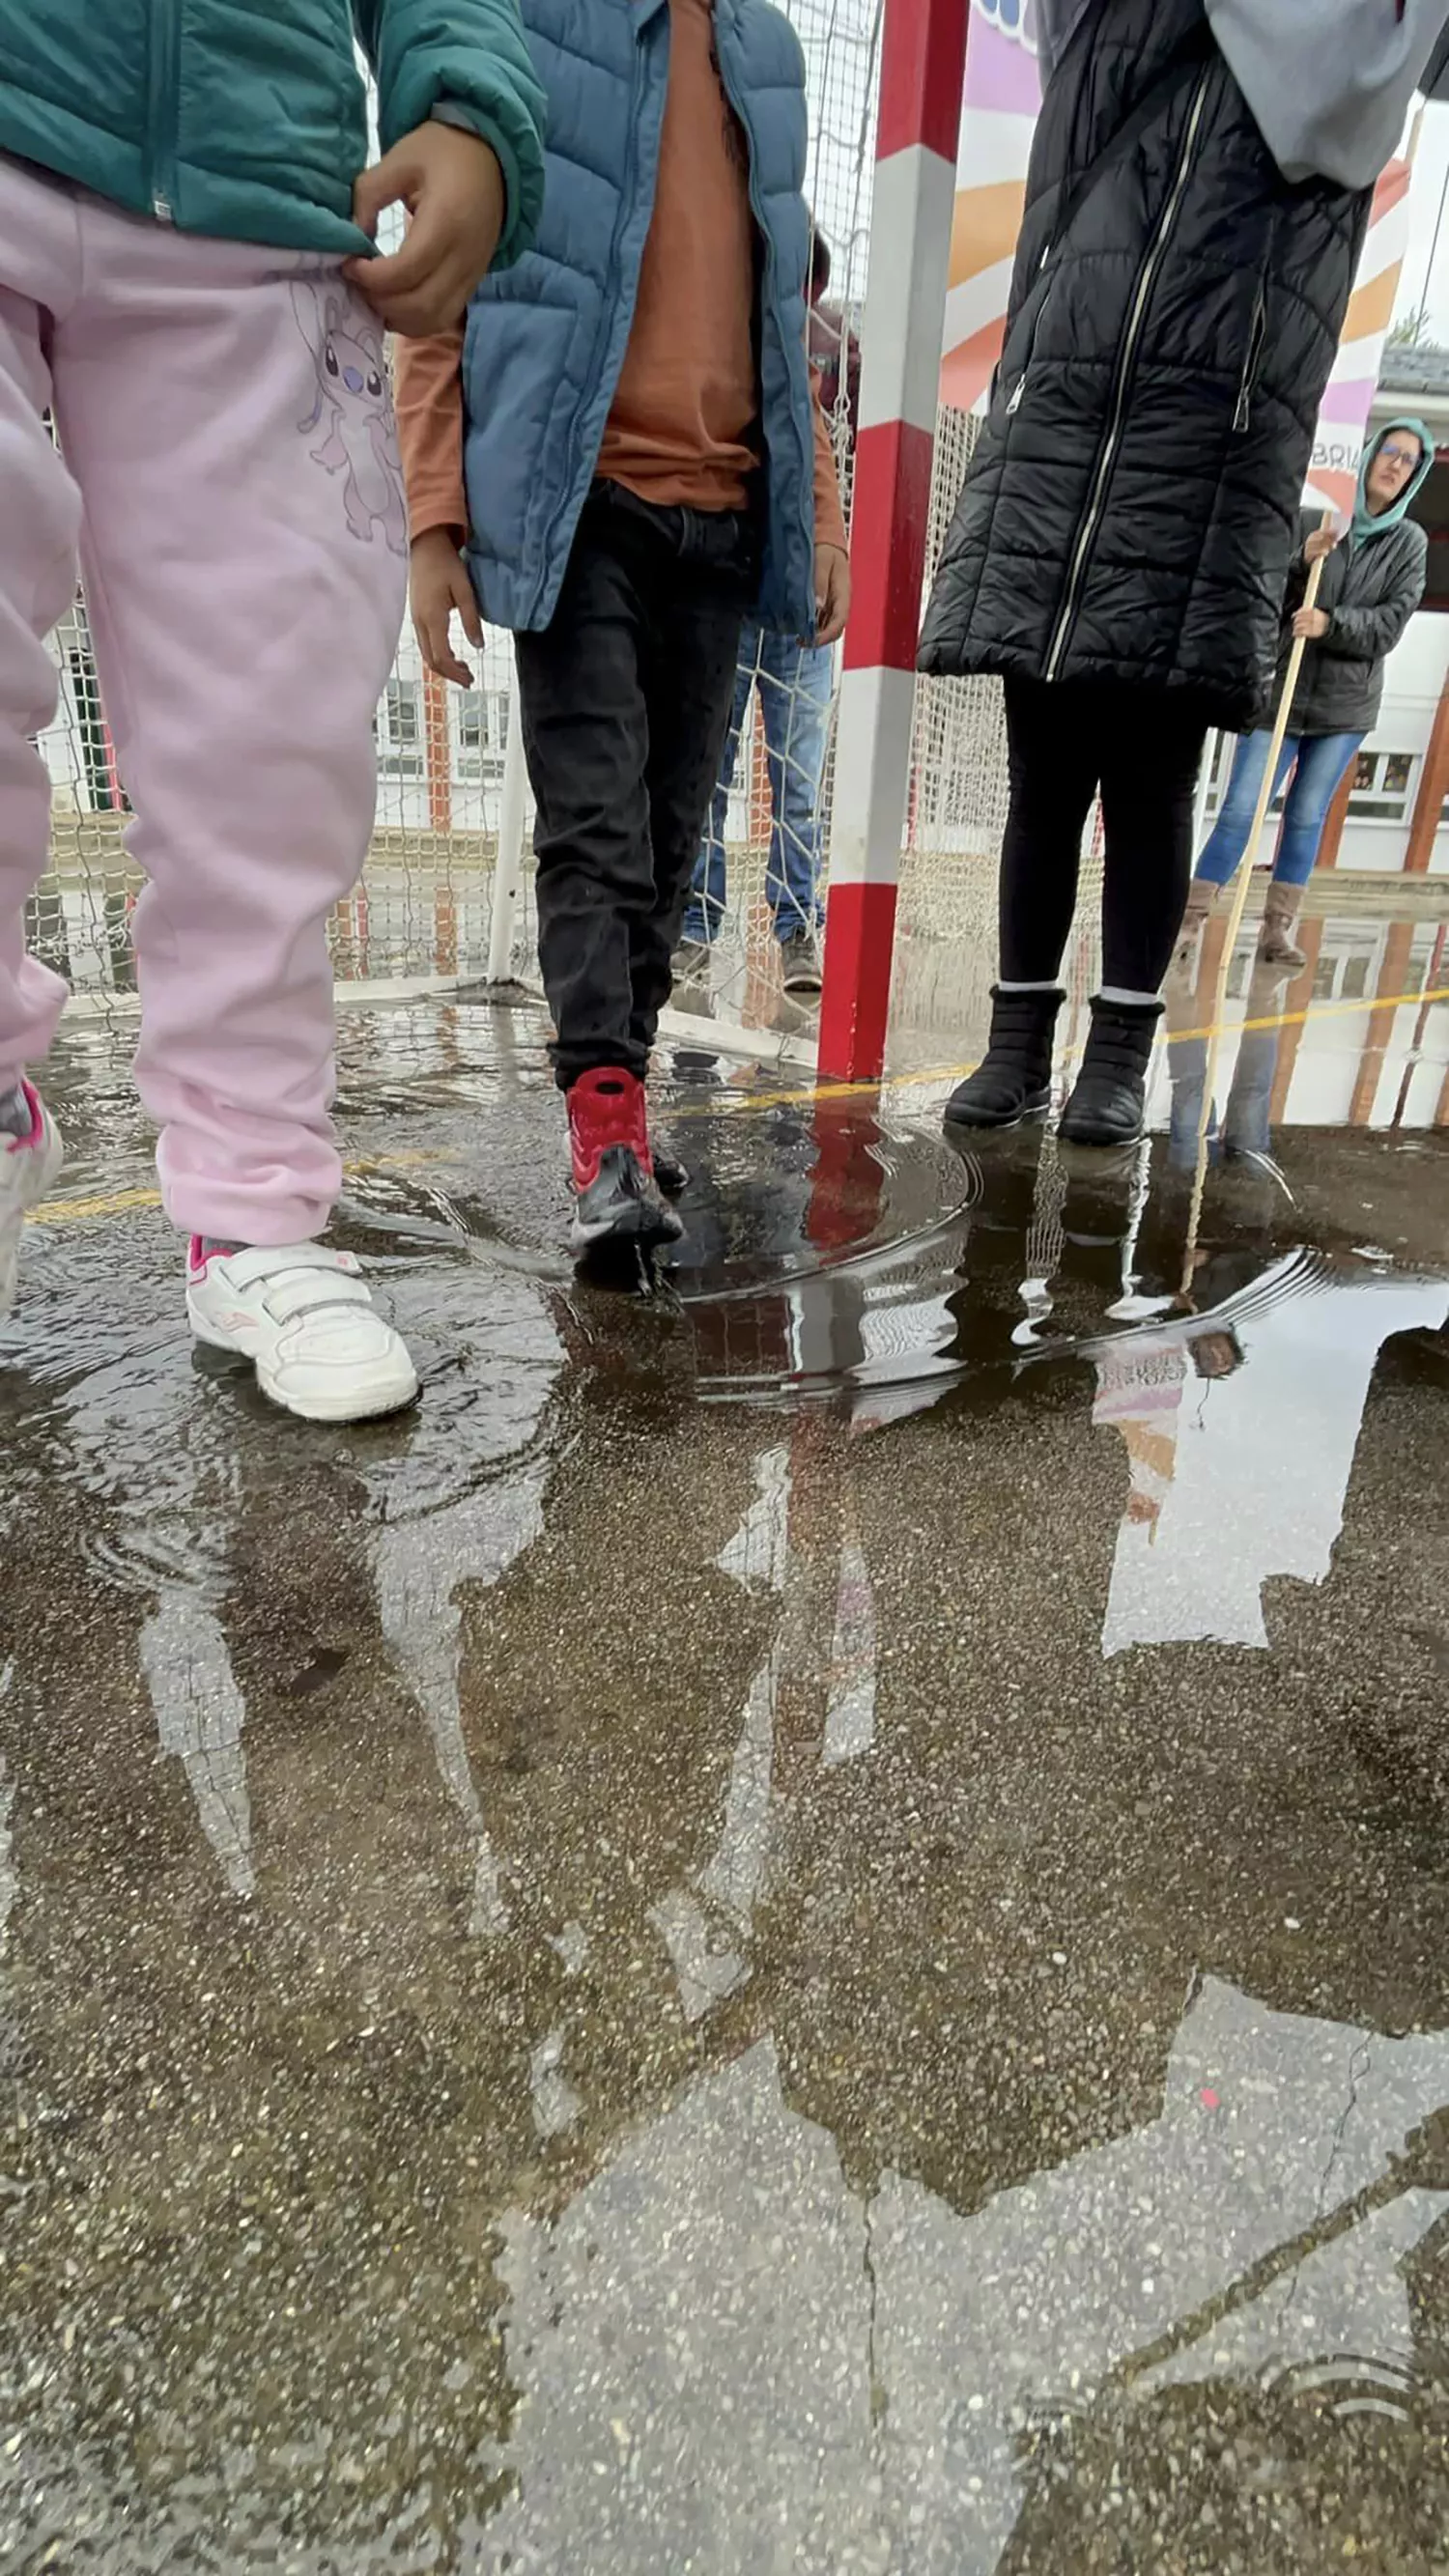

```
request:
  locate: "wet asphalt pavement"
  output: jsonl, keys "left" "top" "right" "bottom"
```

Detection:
{"left": 0, "top": 934, "right": 1447, "bottom": 2572}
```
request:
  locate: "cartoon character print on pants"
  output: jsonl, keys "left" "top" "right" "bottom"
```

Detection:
{"left": 291, "top": 278, "right": 408, "bottom": 556}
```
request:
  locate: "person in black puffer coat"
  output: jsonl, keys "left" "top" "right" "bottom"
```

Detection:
{"left": 918, "top": 0, "right": 1446, "bottom": 1146}
{"left": 1182, "top": 419, "right": 1432, "bottom": 971}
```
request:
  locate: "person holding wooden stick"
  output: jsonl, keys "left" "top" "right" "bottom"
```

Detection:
{"left": 1181, "top": 422, "right": 1433, "bottom": 971}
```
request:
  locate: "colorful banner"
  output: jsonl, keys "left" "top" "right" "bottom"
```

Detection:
{"left": 940, "top": 0, "right": 1041, "bottom": 413}
{"left": 943, "top": 9, "right": 1421, "bottom": 510}
{"left": 1306, "top": 112, "right": 1422, "bottom": 523}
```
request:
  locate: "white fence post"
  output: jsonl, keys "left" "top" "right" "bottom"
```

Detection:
{"left": 816, "top": 0, "right": 970, "bottom": 1082}
{"left": 487, "top": 665, "right": 528, "bottom": 986}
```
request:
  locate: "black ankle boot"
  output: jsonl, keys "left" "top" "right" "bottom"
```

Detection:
{"left": 944, "top": 986, "right": 1065, "bottom": 1130}
{"left": 1058, "top": 997, "right": 1163, "bottom": 1146}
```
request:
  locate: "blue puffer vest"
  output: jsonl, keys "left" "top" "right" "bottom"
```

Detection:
{"left": 460, "top": 0, "right": 818, "bottom": 637}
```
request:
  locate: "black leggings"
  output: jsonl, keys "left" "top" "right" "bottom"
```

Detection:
{"left": 999, "top": 675, "right": 1208, "bottom": 994}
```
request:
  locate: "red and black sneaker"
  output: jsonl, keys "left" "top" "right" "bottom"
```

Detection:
{"left": 566, "top": 1067, "right": 684, "bottom": 1256}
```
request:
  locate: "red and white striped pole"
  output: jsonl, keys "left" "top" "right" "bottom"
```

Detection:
{"left": 817, "top": 0, "right": 969, "bottom": 1083}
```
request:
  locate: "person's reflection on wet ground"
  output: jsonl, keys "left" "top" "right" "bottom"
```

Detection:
{"left": 0, "top": 1388, "right": 525, "bottom": 2561}
{"left": 766, "top": 1279, "right": 1449, "bottom": 2207}
{"left": 1165, "top": 948, "right": 1296, "bottom": 1175}
{"left": 476, "top": 1302, "right": 1449, "bottom": 2569}
{"left": 0, "top": 1267, "right": 792, "bottom": 2566}
{"left": 1066, "top": 1252, "right": 1448, "bottom": 1654}
{"left": 0, "top": 1006, "right": 1446, "bottom": 2568}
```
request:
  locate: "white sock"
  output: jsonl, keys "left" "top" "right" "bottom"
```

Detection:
{"left": 997, "top": 978, "right": 1062, "bottom": 993}
{"left": 1097, "top": 986, "right": 1161, "bottom": 1009}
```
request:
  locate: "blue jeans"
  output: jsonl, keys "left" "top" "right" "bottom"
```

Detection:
{"left": 682, "top": 624, "right": 834, "bottom": 944}
{"left": 1195, "top": 726, "right": 1364, "bottom": 892}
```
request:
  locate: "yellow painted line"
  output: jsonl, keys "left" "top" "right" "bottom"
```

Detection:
{"left": 27, "top": 1184, "right": 161, "bottom": 1227}
{"left": 22, "top": 983, "right": 1449, "bottom": 1227}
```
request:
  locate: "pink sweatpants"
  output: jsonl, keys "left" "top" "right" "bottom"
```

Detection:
{"left": 0, "top": 156, "right": 408, "bottom": 1243}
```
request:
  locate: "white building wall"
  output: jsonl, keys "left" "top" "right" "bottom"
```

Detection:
{"left": 1340, "top": 609, "right": 1449, "bottom": 873}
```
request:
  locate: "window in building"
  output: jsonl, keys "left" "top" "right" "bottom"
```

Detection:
{"left": 1382, "top": 750, "right": 1414, "bottom": 799}
{"left": 374, "top": 677, "right": 423, "bottom": 775}
{"left": 1348, "top": 748, "right": 1415, "bottom": 822}
{"left": 455, "top": 687, "right": 509, "bottom": 777}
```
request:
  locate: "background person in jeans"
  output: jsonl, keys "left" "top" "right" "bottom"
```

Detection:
{"left": 400, "top": 0, "right": 849, "bottom": 1258}
{"left": 1181, "top": 420, "right": 1432, "bottom": 972}
{"left": 676, "top": 229, "right": 854, "bottom": 998}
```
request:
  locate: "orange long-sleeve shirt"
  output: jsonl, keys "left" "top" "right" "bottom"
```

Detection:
{"left": 394, "top": 0, "right": 846, "bottom": 564}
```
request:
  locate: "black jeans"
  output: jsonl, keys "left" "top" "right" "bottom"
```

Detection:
{"left": 516, "top": 483, "right": 753, "bottom": 1090}
{"left": 1000, "top": 675, "right": 1208, "bottom": 995}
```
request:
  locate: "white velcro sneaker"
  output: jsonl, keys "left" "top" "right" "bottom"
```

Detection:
{"left": 186, "top": 1242, "right": 418, "bottom": 1423}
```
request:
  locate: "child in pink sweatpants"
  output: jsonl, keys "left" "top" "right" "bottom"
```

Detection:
{"left": 0, "top": 2, "right": 544, "bottom": 1422}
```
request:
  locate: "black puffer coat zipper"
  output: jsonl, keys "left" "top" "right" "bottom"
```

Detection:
{"left": 918, "top": 0, "right": 1372, "bottom": 733}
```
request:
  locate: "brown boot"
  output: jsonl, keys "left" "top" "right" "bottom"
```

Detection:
{"left": 1259, "top": 894, "right": 1306, "bottom": 974}
{"left": 1170, "top": 876, "right": 1215, "bottom": 973}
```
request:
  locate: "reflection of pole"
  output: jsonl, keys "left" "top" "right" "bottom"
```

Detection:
{"left": 487, "top": 668, "right": 527, "bottom": 986}
{"left": 1405, "top": 672, "right": 1449, "bottom": 874}
{"left": 1392, "top": 919, "right": 1447, "bottom": 1127}
{"left": 1350, "top": 919, "right": 1414, "bottom": 1126}
{"left": 806, "top": 1090, "right": 885, "bottom": 1254}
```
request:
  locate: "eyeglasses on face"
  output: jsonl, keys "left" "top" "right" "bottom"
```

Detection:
{"left": 1377, "top": 444, "right": 1423, "bottom": 470}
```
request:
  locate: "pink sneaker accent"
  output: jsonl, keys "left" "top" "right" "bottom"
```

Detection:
{"left": 187, "top": 1236, "right": 242, "bottom": 1275}
{"left": 4, "top": 1082, "right": 43, "bottom": 1153}
{"left": 0, "top": 1082, "right": 63, "bottom": 1321}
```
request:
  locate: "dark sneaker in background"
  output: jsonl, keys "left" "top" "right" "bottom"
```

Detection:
{"left": 670, "top": 936, "right": 713, "bottom": 990}
{"left": 779, "top": 929, "right": 824, "bottom": 994}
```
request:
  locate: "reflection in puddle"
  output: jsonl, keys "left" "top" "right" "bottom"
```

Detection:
{"left": 1075, "top": 1255, "right": 1449, "bottom": 1651}
{"left": 486, "top": 1982, "right": 1449, "bottom": 2574}
{"left": 140, "top": 1592, "right": 253, "bottom": 1897}
{"left": 0, "top": 964, "right": 1444, "bottom": 2568}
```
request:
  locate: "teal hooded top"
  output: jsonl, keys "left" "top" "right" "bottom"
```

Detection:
{"left": 1350, "top": 416, "right": 1436, "bottom": 547}
{"left": 0, "top": 0, "right": 546, "bottom": 263}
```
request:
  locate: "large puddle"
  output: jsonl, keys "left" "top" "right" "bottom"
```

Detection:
{"left": 0, "top": 937, "right": 1446, "bottom": 2570}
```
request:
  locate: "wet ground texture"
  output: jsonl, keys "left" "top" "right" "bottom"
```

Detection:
{"left": 1, "top": 922, "right": 1448, "bottom": 2573}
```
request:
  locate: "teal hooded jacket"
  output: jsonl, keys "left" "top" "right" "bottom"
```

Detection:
{"left": 0, "top": 0, "right": 546, "bottom": 263}
{"left": 1280, "top": 421, "right": 1434, "bottom": 738}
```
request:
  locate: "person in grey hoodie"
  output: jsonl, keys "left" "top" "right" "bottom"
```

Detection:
{"left": 1184, "top": 417, "right": 1433, "bottom": 970}
{"left": 920, "top": 0, "right": 1449, "bottom": 1148}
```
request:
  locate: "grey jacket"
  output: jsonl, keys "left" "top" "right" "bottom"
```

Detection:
{"left": 1037, "top": 0, "right": 1449, "bottom": 186}
{"left": 1280, "top": 510, "right": 1429, "bottom": 736}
